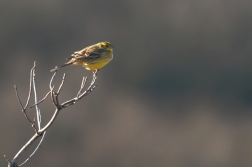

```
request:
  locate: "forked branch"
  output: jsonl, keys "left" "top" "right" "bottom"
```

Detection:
{"left": 4, "top": 62, "right": 97, "bottom": 167}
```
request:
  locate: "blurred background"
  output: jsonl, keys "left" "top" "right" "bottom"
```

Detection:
{"left": 1, "top": 0, "right": 252, "bottom": 166}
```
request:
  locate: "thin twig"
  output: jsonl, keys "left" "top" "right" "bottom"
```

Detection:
{"left": 4, "top": 155, "right": 11, "bottom": 165}
{"left": 49, "top": 71, "right": 60, "bottom": 108}
{"left": 32, "top": 117, "right": 39, "bottom": 135}
{"left": 14, "top": 85, "right": 24, "bottom": 109}
{"left": 57, "top": 73, "right": 66, "bottom": 94}
{"left": 32, "top": 62, "right": 41, "bottom": 130}
{"left": 50, "top": 71, "right": 57, "bottom": 90}
{"left": 30, "top": 89, "right": 53, "bottom": 108}
{"left": 24, "top": 63, "right": 36, "bottom": 109}
{"left": 51, "top": 90, "right": 58, "bottom": 108}
{"left": 54, "top": 74, "right": 66, "bottom": 107}
{"left": 61, "top": 72, "right": 97, "bottom": 108}
{"left": 79, "top": 85, "right": 96, "bottom": 97}
{"left": 14, "top": 85, "right": 34, "bottom": 125}
{"left": 77, "top": 76, "right": 88, "bottom": 97}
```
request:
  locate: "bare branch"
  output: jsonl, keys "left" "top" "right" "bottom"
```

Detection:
{"left": 49, "top": 71, "right": 60, "bottom": 108}
{"left": 6, "top": 63, "right": 99, "bottom": 167}
{"left": 14, "top": 73, "right": 39, "bottom": 138}
{"left": 12, "top": 133, "right": 42, "bottom": 165}
{"left": 13, "top": 62, "right": 36, "bottom": 117}
{"left": 24, "top": 62, "right": 36, "bottom": 109}
{"left": 40, "top": 71, "right": 97, "bottom": 131}
{"left": 51, "top": 90, "right": 59, "bottom": 108}
{"left": 30, "top": 89, "right": 53, "bottom": 108}
{"left": 39, "top": 108, "right": 60, "bottom": 132}
{"left": 77, "top": 76, "right": 88, "bottom": 97}
{"left": 50, "top": 71, "right": 57, "bottom": 90}
{"left": 57, "top": 73, "right": 66, "bottom": 94}
{"left": 4, "top": 155, "right": 11, "bottom": 166}
{"left": 54, "top": 73, "right": 67, "bottom": 108}
{"left": 14, "top": 85, "right": 35, "bottom": 126}
{"left": 18, "top": 132, "right": 46, "bottom": 166}
{"left": 61, "top": 72, "right": 97, "bottom": 108}
{"left": 32, "top": 117, "right": 39, "bottom": 135}
{"left": 32, "top": 63, "right": 42, "bottom": 129}
{"left": 14, "top": 85, "right": 24, "bottom": 110}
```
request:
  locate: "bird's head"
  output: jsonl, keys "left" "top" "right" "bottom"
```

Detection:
{"left": 98, "top": 41, "right": 113, "bottom": 52}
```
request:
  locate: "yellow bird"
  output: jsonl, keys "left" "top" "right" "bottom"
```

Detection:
{"left": 50, "top": 41, "right": 113, "bottom": 72}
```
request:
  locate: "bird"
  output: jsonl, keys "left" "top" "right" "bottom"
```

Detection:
{"left": 50, "top": 41, "right": 113, "bottom": 73}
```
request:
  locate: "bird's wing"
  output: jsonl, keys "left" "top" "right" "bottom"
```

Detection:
{"left": 74, "top": 49, "right": 102, "bottom": 60}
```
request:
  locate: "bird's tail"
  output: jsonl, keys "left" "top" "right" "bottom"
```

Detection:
{"left": 50, "top": 62, "right": 74, "bottom": 72}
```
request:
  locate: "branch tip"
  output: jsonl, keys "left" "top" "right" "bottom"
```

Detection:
{"left": 4, "top": 155, "right": 10, "bottom": 163}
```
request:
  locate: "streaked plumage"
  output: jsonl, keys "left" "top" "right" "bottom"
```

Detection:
{"left": 50, "top": 41, "right": 113, "bottom": 72}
